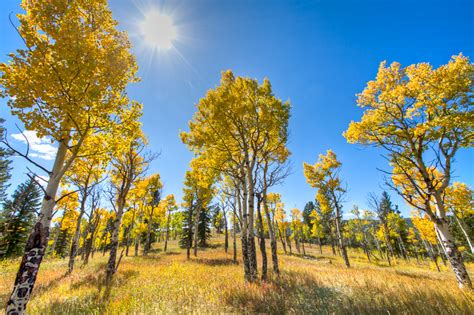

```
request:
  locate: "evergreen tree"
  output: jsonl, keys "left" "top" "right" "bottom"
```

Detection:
{"left": 179, "top": 207, "right": 194, "bottom": 249}
{"left": 303, "top": 201, "right": 315, "bottom": 228}
{"left": 53, "top": 226, "right": 72, "bottom": 258}
{"left": 0, "top": 179, "right": 41, "bottom": 258}
{"left": 198, "top": 208, "right": 211, "bottom": 247}
{"left": 0, "top": 118, "right": 12, "bottom": 202}
{"left": 179, "top": 206, "right": 211, "bottom": 248}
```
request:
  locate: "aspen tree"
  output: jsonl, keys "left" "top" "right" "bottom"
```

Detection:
{"left": 304, "top": 150, "right": 350, "bottom": 267}
{"left": 345, "top": 54, "right": 473, "bottom": 289}
{"left": 0, "top": 0, "right": 138, "bottom": 310}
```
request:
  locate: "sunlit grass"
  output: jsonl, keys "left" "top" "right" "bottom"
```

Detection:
{"left": 1, "top": 237, "right": 473, "bottom": 314}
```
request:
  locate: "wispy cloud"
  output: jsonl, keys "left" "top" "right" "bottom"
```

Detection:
{"left": 11, "top": 130, "right": 57, "bottom": 161}
{"left": 33, "top": 174, "right": 49, "bottom": 188}
{"left": 342, "top": 212, "right": 356, "bottom": 220}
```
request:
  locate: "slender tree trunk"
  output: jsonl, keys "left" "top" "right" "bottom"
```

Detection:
{"left": 233, "top": 210, "right": 237, "bottom": 263}
{"left": 102, "top": 234, "right": 107, "bottom": 256}
{"left": 436, "top": 239, "right": 448, "bottom": 266}
{"left": 134, "top": 207, "right": 143, "bottom": 256}
{"left": 383, "top": 222, "right": 395, "bottom": 263}
{"left": 241, "top": 235, "right": 251, "bottom": 280}
{"left": 374, "top": 237, "right": 384, "bottom": 260}
{"left": 124, "top": 225, "right": 131, "bottom": 257}
{"left": 317, "top": 236, "right": 323, "bottom": 255}
{"left": 246, "top": 164, "right": 258, "bottom": 282}
{"left": 186, "top": 205, "right": 194, "bottom": 260}
{"left": 435, "top": 218, "right": 472, "bottom": 289}
{"left": 279, "top": 228, "right": 287, "bottom": 254}
{"left": 364, "top": 244, "right": 371, "bottom": 262}
{"left": 301, "top": 233, "right": 306, "bottom": 256}
{"left": 240, "top": 174, "right": 253, "bottom": 282}
{"left": 164, "top": 209, "right": 171, "bottom": 252}
{"left": 256, "top": 198, "right": 267, "bottom": 281}
{"left": 454, "top": 214, "right": 473, "bottom": 254}
{"left": 126, "top": 206, "right": 136, "bottom": 257}
{"left": 329, "top": 230, "right": 336, "bottom": 256}
{"left": 414, "top": 248, "right": 420, "bottom": 264}
{"left": 397, "top": 235, "right": 408, "bottom": 260}
{"left": 67, "top": 183, "right": 89, "bottom": 274}
{"left": 105, "top": 195, "right": 127, "bottom": 287}
{"left": 7, "top": 137, "right": 69, "bottom": 314}
{"left": 261, "top": 162, "right": 280, "bottom": 275}
{"left": 383, "top": 234, "right": 392, "bottom": 266}
{"left": 193, "top": 205, "right": 201, "bottom": 257}
{"left": 224, "top": 212, "right": 229, "bottom": 253}
{"left": 423, "top": 239, "right": 441, "bottom": 272}
{"left": 144, "top": 204, "right": 156, "bottom": 256}
{"left": 295, "top": 233, "right": 301, "bottom": 254}
{"left": 83, "top": 213, "right": 98, "bottom": 266}
{"left": 286, "top": 235, "right": 292, "bottom": 254}
{"left": 334, "top": 202, "right": 350, "bottom": 268}
{"left": 263, "top": 197, "right": 279, "bottom": 274}
{"left": 285, "top": 235, "right": 293, "bottom": 255}
{"left": 51, "top": 214, "right": 66, "bottom": 255}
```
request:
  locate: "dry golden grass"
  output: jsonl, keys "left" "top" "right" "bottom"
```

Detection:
{"left": 1, "top": 237, "right": 473, "bottom": 314}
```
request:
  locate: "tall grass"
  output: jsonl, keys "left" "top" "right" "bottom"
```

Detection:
{"left": 0, "top": 238, "right": 472, "bottom": 314}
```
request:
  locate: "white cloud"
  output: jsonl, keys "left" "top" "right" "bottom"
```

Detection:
{"left": 34, "top": 175, "right": 49, "bottom": 188}
{"left": 11, "top": 130, "right": 57, "bottom": 161}
{"left": 342, "top": 212, "right": 356, "bottom": 220}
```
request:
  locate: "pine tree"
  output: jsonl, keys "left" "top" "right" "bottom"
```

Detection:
{"left": 303, "top": 201, "right": 315, "bottom": 229}
{"left": 0, "top": 118, "right": 12, "bottom": 202}
{"left": 0, "top": 179, "right": 41, "bottom": 258}
{"left": 179, "top": 206, "right": 211, "bottom": 249}
{"left": 179, "top": 207, "right": 194, "bottom": 249}
{"left": 198, "top": 208, "right": 211, "bottom": 247}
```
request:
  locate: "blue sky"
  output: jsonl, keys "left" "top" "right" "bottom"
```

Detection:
{"left": 0, "top": 0, "right": 473, "bottom": 217}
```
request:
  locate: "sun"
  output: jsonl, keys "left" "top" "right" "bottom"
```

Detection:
{"left": 139, "top": 11, "right": 177, "bottom": 50}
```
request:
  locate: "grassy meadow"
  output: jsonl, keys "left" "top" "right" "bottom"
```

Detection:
{"left": 1, "top": 237, "right": 473, "bottom": 314}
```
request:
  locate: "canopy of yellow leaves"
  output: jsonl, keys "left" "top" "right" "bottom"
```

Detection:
{"left": 344, "top": 54, "right": 473, "bottom": 147}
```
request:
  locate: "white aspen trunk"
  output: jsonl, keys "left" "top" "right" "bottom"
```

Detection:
{"left": 332, "top": 195, "right": 350, "bottom": 268}
{"left": 454, "top": 214, "right": 474, "bottom": 254}
{"left": 239, "top": 176, "right": 251, "bottom": 281}
{"left": 435, "top": 218, "right": 472, "bottom": 289}
{"left": 224, "top": 211, "right": 228, "bottom": 253}
{"left": 232, "top": 209, "right": 237, "bottom": 263}
{"left": 256, "top": 197, "right": 267, "bottom": 281}
{"left": 245, "top": 163, "right": 258, "bottom": 281}
{"left": 433, "top": 193, "right": 472, "bottom": 289}
{"left": 7, "top": 138, "right": 69, "bottom": 314}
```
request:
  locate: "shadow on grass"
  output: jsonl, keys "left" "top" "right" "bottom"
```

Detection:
{"left": 393, "top": 270, "right": 437, "bottom": 280}
{"left": 193, "top": 258, "right": 238, "bottom": 266}
{"left": 163, "top": 251, "right": 180, "bottom": 256}
{"left": 148, "top": 248, "right": 163, "bottom": 254}
{"left": 69, "top": 268, "right": 139, "bottom": 296}
{"left": 225, "top": 269, "right": 473, "bottom": 314}
{"left": 285, "top": 252, "right": 337, "bottom": 264}
{"left": 31, "top": 274, "right": 68, "bottom": 298}
{"left": 201, "top": 243, "right": 222, "bottom": 250}
{"left": 33, "top": 292, "right": 104, "bottom": 315}
{"left": 224, "top": 270, "right": 339, "bottom": 314}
